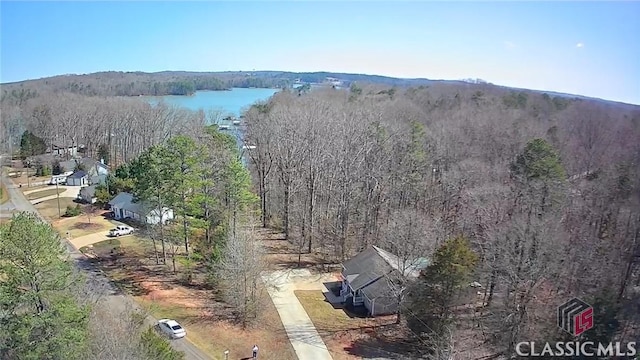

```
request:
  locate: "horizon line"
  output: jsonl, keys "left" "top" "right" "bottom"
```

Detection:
{"left": 2, "top": 69, "right": 639, "bottom": 107}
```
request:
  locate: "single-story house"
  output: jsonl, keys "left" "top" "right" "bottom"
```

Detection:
{"left": 78, "top": 185, "right": 97, "bottom": 204}
{"left": 66, "top": 171, "right": 89, "bottom": 186}
{"left": 107, "top": 192, "right": 174, "bottom": 225}
{"left": 339, "top": 246, "right": 429, "bottom": 317}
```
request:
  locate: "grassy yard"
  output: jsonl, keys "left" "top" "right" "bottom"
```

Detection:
{"left": 137, "top": 289, "right": 296, "bottom": 360}
{"left": 26, "top": 188, "right": 64, "bottom": 200}
{"left": 0, "top": 182, "right": 8, "bottom": 204}
{"left": 295, "top": 290, "right": 399, "bottom": 360}
{"left": 53, "top": 213, "right": 115, "bottom": 238}
{"left": 34, "top": 197, "right": 77, "bottom": 220}
{"left": 82, "top": 235, "right": 297, "bottom": 360}
{"left": 19, "top": 184, "right": 49, "bottom": 193}
{"left": 295, "top": 290, "right": 373, "bottom": 332}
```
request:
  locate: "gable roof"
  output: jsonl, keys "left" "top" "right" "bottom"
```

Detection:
{"left": 342, "top": 246, "right": 429, "bottom": 294}
{"left": 80, "top": 185, "right": 97, "bottom": 198}
{"left": 60, "top": 158, "right": 108, "bottom": 173}
{"left": 108, "top": 192, "right": 141, "bottom": 213}
{"left": 68, "top": 170, "right": 87, "bottom": 179}
{"left": 107, "top": 191, "right": 168, "bottom": 217}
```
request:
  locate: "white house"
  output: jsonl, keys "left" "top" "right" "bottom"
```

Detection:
{"left": 107, "top": 192, "right": 174, "bottom": 225}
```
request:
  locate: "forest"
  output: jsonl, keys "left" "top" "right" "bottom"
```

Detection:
{"left": 1, "top": 73, "right": 639, "bottom": 358}
{"left": 241, "top": 84, "right": 640, "bottom": 355}
{"left": 0, "top": 70, "right": 449, "bottom": 98}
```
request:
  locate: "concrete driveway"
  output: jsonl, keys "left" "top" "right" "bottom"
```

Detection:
{"left": 261, "top": 269, "right": 337, "bottom": 360}
{"left": 26, "top": 185, "right": 82, "bottom": 204}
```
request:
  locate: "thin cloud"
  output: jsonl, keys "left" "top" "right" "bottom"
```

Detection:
{"left": 504, "top": 41, "right": 516, "bottom": 49}
{"left": 576, "top": 42, "right": 584, "bottom": 48}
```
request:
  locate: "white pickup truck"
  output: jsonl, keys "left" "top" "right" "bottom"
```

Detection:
{"left": 108, "top": 225, "right": 134, "bottom": 237}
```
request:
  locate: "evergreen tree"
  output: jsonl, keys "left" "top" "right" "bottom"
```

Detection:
{"left": 97, "top": 143, "right": 110, "bottom": 165}
{"left": 20, "top": 130, "right": 46, "bottom": 158}
{"left": 408, "top": 236, "right": 478, "bottom": 336}
{"left": 0, "top": 213, "right": 90, "bottom": 359}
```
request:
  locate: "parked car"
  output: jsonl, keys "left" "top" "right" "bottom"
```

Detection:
{"left": 157, "top": 319, "right": 186, "bottom": 339}
{"left": 108, "top": 225, "right": 134, "bottom": 237}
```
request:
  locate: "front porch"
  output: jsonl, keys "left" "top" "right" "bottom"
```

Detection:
{"left": 339, "top": 274, "right": 365, "bottom": 306}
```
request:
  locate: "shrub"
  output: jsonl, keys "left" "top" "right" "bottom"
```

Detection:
{"left": 64, "top": 204, "right": 82, "bottom": 217}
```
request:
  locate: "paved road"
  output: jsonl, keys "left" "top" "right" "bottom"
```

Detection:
{"left": 0, "top": 175, "right": 212, "bottom": 360}
{"left": 262, "top": 269, "right": 334, "bottom": 360}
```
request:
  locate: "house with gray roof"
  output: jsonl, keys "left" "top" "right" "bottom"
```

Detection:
{"left": 66, "top": 170, "right": 88, "bottom": 186}
{"left": 78, "top": 185, "right": 97, "bottom": 204}
{"left": 339, "top": 246, "right": 429, "bottom": 316}
{"left": 59, "top": 158, "right": 109, "bottom": 185}
{"left": 107, "top": 192, "right": 174, "bottom": 225}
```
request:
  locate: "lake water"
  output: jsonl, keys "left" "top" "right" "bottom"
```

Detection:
{"left": 147, "top": 87, "right": 280, "bottom": 117}
{"left": 147, "top": 88, "right": 279, "bottom": 165}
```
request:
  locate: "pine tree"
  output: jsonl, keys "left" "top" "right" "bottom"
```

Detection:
{"left": 0, "top": 212, "right": 90, "bottom": 359}
{"left": 408, "top": 236, "right": 477, "bottom": 335}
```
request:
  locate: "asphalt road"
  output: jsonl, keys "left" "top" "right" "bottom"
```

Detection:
{"left": 1, "top": 174, "right": 212, "bottom": 360}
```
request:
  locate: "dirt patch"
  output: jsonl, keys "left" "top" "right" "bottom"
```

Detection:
{"left": 257, "top": 228, "right": 342, "bottom": 273}
{"left": 52, "top": 210, "right": 114, "bottom": 237}
{"left": 71, "top": 222, "right": 103, "bottom": 231}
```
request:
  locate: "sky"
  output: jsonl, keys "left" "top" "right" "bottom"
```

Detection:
{"left": 1, "top": 1, "right": 639, "bottom": 105}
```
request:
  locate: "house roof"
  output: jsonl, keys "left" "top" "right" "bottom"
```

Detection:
{"left": 68, "top": 171, "right": 87, "bottom": 179}
{"left": 80, "top": 185, "right": 97, "bottom": 198}
{"left": 342, "top": 246, "right": 430, "bottom": 296}
{"left": 60, "top": 158, "right": 108, "bottom": 173}
{"left": 108, "top": 192, "right": 143, "bottom": 214}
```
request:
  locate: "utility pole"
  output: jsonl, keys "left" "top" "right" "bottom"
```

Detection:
{"left": 55, "top": 181, "right": 61, "bottom": 218}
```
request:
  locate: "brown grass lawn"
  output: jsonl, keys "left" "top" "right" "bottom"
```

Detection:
{"left": 34, "top": 197, "right": 77, "bottom": 220}
{"left": 19, "top": 184, "right": 49, "bottom": 193}
{"left": 52, "top": 211, "right": 114, "bottom": 238}
{"left": 26, "top": 188, "right": 64, "bottom": 200}
{"left": 295, "top": 290, "right": 403, "bottom": 360}
{"left": 83, "top": 235, "right": 297, "bottom": 360}
{"left": 0, "top": 182, "right": 8, "bottom": 204}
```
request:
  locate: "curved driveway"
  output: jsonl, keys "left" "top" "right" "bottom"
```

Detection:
{"left": 25, "top": 185, "right": 82, "bottom": 204}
